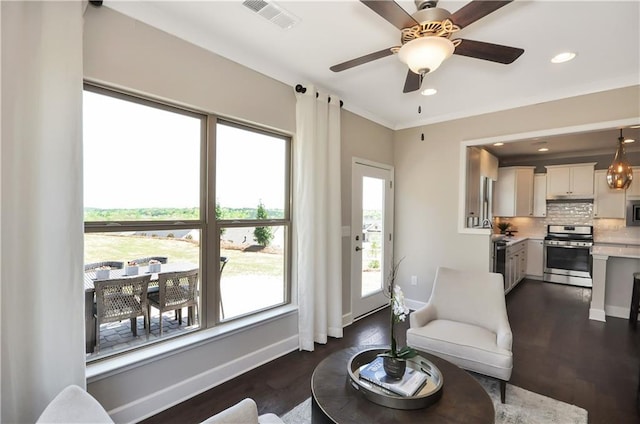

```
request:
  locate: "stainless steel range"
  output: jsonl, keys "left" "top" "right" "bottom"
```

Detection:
{"left": 543, "top": 225, "right": 593, "bottom": 287}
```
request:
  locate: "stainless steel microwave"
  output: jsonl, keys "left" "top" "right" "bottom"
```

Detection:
{"left": 627, "top": 200, "right": 640, "bottom": 226}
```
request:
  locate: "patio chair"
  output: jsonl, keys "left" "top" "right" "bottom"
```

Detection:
{"left": 219, "top": 257, "right": 229, "bottom": 319}
{"left": 147, "top": 269, "right": 199, "bottom": 335}
{"left": 127, "top": 256, "right": 168, "bottom": 266}
{"left": 94, "top": 274, "right": 151, "bottom": 352}
{"left": 84, "top": 261, "right": 124, "bottom": 271}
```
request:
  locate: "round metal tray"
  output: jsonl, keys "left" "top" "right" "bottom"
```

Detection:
{"left": 347, "top": 347, "right": 444, "bottom": 410}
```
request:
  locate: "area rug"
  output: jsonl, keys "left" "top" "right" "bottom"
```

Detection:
{"left": 281, "top": 374, "right": 587, "bottom": 424}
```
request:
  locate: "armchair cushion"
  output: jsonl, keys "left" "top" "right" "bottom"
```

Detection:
{"left": 408, "top": 319, "right": 512, "bottom": 379}
{"left": 407, "top": 267, "right": 513, "bottom": 382}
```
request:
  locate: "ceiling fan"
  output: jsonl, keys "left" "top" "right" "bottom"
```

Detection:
{"left": 330, "top": 0, "right": 524, "bottom": 93}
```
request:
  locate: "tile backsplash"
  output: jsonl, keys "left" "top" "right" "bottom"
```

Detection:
{"left": 495, "top": 201, "right": 640, "bottom": 244}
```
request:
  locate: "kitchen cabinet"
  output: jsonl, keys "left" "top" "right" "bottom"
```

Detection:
{"left": 494, "top": 167, "right": 535, "bottom": 217}
{"left": 505, "top": 240, "right": 527, "bottom": 293}
{"left": 593, "top": 169, "right": 625, "bottom": 218}
{"left": 533, "top": 174, "right": 547, "bottom": 217}
{"left": 545, "top": 163, "right": 596, "bottom": 199}
{"left": 626, "top": 164, "right": 640, "bottom": 198}
{"left": 526, "top": 239, "right": 544, "bottom": 279}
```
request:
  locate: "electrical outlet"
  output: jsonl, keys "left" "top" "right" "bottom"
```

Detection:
{"left": 411, "top": 275, "right": 418, "bottom": 286}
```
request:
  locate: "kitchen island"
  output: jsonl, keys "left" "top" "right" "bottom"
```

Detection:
{"left": 590, "top": 244, "right": 640, "bottom": 322}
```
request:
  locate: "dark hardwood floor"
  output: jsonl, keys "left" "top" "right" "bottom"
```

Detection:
{"left": 141, "top": 279, "right": 639, "bottom": 424}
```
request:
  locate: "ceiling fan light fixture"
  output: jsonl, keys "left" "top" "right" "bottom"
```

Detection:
{"left": 606, "top": 129, "right": 633, "bottom": 189}
{"left": 421, "top": 88, "right": 438, "bottom": 96}
{"left": 398, "top": 36, "right": 454, "bottom": 75}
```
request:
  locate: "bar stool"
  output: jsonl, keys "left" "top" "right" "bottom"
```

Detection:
{"left": 630, "top": 272, "right": 640, "bottom": 330}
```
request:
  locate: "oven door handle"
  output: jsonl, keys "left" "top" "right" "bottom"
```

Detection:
{"left": 544, "top": 244, "right": 591, "bottom": 249}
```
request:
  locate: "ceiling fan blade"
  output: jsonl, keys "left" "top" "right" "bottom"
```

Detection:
{"left": 403, "top": 70, "right": 422, "bottom": 93}
{"left": 454, "top": 39, "right": 524, "bottom": 64}
{"left": 330, "top": 48, "right": 394, "bottom": 72}
{"left": 361, "top": 0, "right": 419, "bottom": 30}
{"left": 450, "top": 0, "right": 513, "bottom": 29}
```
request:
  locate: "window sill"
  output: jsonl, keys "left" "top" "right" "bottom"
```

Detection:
{"left": 86, "top": 304, "right": 298, "bottom": 383}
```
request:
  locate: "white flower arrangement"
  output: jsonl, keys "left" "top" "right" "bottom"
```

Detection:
{"left": 391, "top": 285, "right": 410, "bottom": 322}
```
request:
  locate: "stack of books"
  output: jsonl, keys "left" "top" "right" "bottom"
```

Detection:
{"left": 359, "top": 357, "right": 427, "bottom": 397}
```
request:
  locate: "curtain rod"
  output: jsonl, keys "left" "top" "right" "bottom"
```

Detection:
{"left": 295, "top": 84, "right": 343, "bottom": 108}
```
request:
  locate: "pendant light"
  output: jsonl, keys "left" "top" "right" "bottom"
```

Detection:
{"left": 606, "top": 129, "right": 633, "bottom": 189}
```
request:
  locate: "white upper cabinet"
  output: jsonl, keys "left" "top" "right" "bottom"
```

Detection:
{"left": 593, "top": 169, "right": 626, "bottom": 218}
{"left": 494, "top": 167, "right": 535, "bottom": 217}
{"left": 626, "top": 165, "right": 640, "bottom": 198}
{"left": 545, "top": 163, "right": 596, "bottom": 199}
{"left": 533, "top": 174, "right": 547, "bottom": 217}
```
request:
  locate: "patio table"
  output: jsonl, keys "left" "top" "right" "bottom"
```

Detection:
{"left": 84, "top": 262, "right": 198, "bottom": 354}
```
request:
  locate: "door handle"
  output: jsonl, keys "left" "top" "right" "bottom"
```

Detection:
{"left": 355, "top": 246, "right": 362, "bottom": 252}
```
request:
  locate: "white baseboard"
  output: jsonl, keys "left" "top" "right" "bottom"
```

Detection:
{"left": 343, "top": 312, "right": 353, "bottom": 327}
{"left": 589, "top": 308, "right": 606, "bottom": 322}
{"left": 108, "top": 335, "right": 299, "bottom": 424}
{"left": 605, "top": 304, "right": 633, "bottom": 320}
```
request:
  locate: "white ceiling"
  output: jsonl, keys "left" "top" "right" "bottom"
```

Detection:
{"left": 102, "top": 0, "right": 640, "bottom": 154}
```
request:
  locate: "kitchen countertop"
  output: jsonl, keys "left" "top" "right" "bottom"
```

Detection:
{"left": 593, "top": 240, "right": 640, "bottom": 247}
{"left": 500, "top": 236, "right": 528, "bottom": 246}
{"left": 591, "top": 244, "right": 640, "bottom": 259}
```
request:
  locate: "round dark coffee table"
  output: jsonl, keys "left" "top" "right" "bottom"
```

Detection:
{"left": 311, "top": 346, "right": 494, "bottom": 424}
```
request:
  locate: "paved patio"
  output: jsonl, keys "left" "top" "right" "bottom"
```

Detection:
{"left": 88, "top": 307, "right": 198, "bottom": 358}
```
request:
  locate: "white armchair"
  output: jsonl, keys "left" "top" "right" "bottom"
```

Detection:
{"left": 201, "top": 398, "right": 284, "bottom": 424}
{"left": 406, "top": 267, "right": 513, "bottom": 402}
{"left": 36, "top": 385, "right": 113, "bottom": 423}
{"left": 36, "top": 385, "right": 283, "bottom": 424}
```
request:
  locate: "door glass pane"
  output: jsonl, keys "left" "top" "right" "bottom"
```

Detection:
{"left": 361, "top": 176, "right": 384, "bottom": 297}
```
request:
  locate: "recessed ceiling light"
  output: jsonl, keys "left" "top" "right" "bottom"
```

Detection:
{"left": 624, "top": 138, "right": 636, "bottom": 143}
{"left": 421, "top": 88, "right": 437, "bottom": 96}
{"left": 538, "top": 147, "right": 549, "bottom": 152}
{"left": 493, "top": 142, "right": 504, "bottom": 146}
{"left": 551, "top": 52, "right": 576, "bottom": 64}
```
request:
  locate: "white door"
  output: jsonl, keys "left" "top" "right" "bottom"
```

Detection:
{"left": 351, "top": 159, "right": 394, "bottom": 319}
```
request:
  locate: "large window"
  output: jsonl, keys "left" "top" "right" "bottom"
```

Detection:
{"left": 83, "top": 86, "right": 291, "bottom": 360}
{"left": 216, "top": 121, "right": 291, "bottom": 320}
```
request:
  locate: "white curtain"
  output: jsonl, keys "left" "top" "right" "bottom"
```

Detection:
{"left": 1, "top": 2, "right": 85, "bottom": 422}
{"left": 294, "top": 86, "right": 343, "bottom": 351}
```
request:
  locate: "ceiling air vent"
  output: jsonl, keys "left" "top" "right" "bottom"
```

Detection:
{"left": 242, "top": 0, "right": 300, "bottom": 30}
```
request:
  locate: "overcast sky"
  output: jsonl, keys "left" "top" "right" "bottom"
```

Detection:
{"left": 83, "top": 91, "right": 285, "bottom": 210}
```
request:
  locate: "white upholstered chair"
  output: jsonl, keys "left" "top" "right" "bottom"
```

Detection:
{"left": 201, "top": 398, "right": 284, "bottom": 424}
{"left": 36, "top": 385, "right": 113, "bottom": 423}
{"left": 406, "top": 266, "right": 513, "bottom": 402}
{"left": 37, "top": 386, "right": 283, "bottom": 424}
